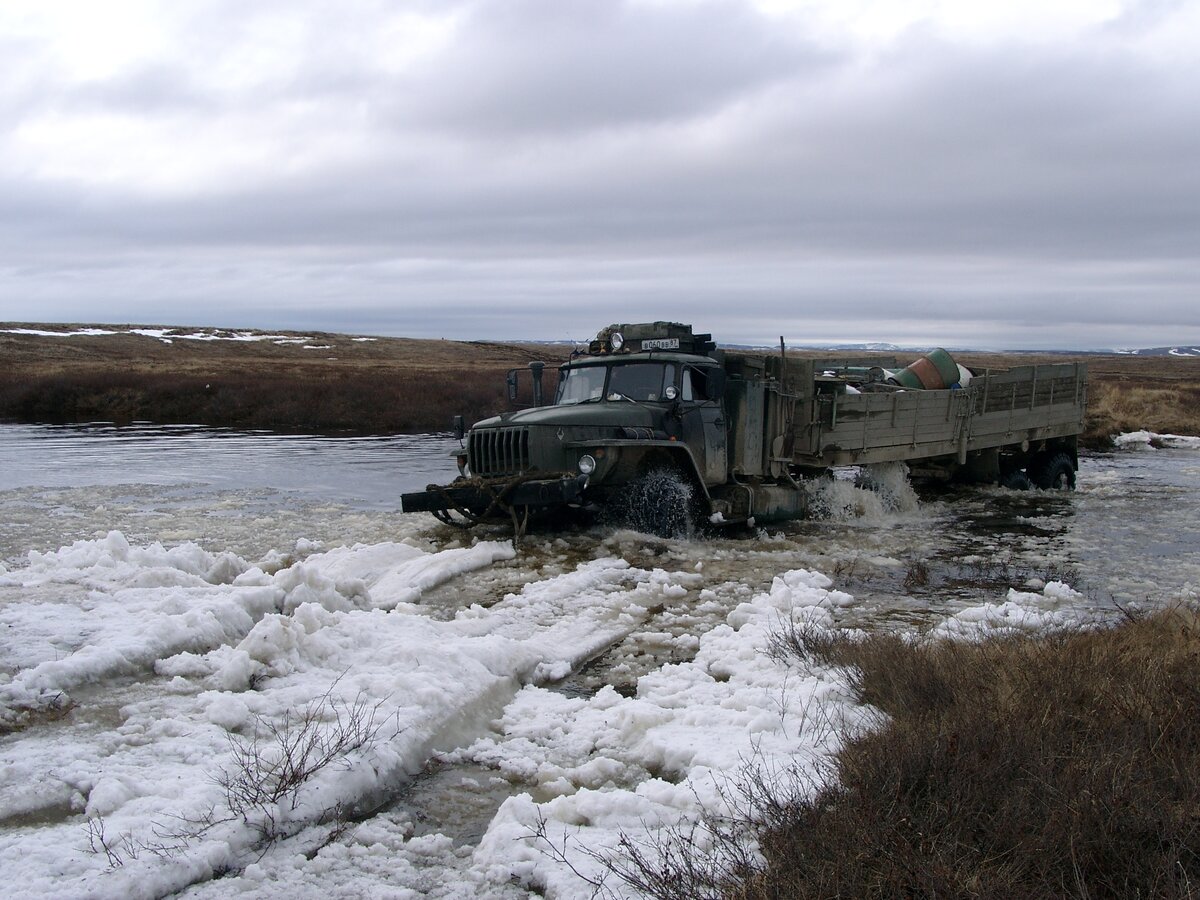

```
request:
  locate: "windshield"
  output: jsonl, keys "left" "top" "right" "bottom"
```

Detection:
{"left": 555, "top": 362, "right": 676, "bottom": 405}
{"left": 556, "top": 366, "right": 607, "bottom": 404}
{"left": 608, "top": 363, "right": 673, "bottom": 401}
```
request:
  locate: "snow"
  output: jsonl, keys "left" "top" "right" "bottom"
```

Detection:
{"left": 931, "top": 581, "right": 1088, "bottom": 639}
{"left": 1, "top": 326, "right": 320, "bottom": 344}
{"left": 1, "top": 327, "right": 119, "bottom": 337}
{"left": 1114, "top": 430, "right": 1200, "bottom": 450}
{"left": 0, "top": 532, "right": 711, "bottom": 897}
{"left": 0, "top": 525, "right": 847, "bottom": 897}
{"left": 0, "top": 522, "right": 1116, "bottom": 898}
{"left": 0, "top": 534, "right": 515, "bottom": 723}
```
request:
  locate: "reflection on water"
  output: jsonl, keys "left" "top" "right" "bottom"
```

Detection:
{"left": 0, "top": 422, "right": 461, "bottom": 497}
{"left": 0, "top": 423, "right": 462, "bottom": 562}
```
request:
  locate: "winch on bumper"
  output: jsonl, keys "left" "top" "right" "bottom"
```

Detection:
{"left": 400, "top": 472, "right": 590, "bottom": 528}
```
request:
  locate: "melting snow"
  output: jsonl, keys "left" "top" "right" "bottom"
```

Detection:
{"left": 1114, "top": 430, "right": 1200, "bottom": 451}
{"left": 0, "top": 522, "right": 1122, "bottom": 897}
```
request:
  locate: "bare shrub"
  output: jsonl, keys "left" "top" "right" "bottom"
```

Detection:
{"left": 764, "top": 617, "right": 848, "bottom": 667}
{"left": 604, "top": 607, "right": 1200, "bottom": 899}
{"left": 531, "top": 758, "right": 826, "bottom": 900}
{"left": 84, "top": 816, "right": 138, "bottom": 868}
{"left": 82, "top": 683, "right": 387, "bottom": 868}
{"left": 216, "top": 687, "right": 384, "bottom": 826}
{"left": 902, "top": 559, "right": 930, "bottom": 589}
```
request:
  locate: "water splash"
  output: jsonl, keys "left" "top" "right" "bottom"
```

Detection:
{"left": 807, "top": 462, "right": 920, "bottom": 521}
{"left": 607, "top": 468, "right": 698, "bottom": 539}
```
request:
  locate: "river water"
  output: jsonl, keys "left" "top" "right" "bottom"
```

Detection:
{"left": 2, "top": 422, "right": 1196, "bottom": 617}
{"left": 3, "top": 420, "right": 1198, "bottom": 723}
{"left": 2, "top": 421, "right": 1198, "bottom": 695}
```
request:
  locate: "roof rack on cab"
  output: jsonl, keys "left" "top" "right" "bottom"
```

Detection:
{"left": 588, "top": 322, "right": 716, "bottom": 356}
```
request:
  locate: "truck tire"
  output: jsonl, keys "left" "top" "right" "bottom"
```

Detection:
{"left": 616, "top": 466, "right": 698, "bottom": 538}
{"left": 1028, "top": 452, "right": 1076, "bottom": 490}
{"left": 1000, "top": 469, "right": 1032, "bottom": 491}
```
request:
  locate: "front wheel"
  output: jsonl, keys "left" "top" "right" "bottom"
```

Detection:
{"left": 1028, "top": 452, "right": 1076, "bottom": 490}
{"left": 613, "top": 466, "right": 700, "bottom": 538}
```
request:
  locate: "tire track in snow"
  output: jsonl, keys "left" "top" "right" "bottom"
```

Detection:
{"left": 0, "top": 539, "right": 699, "bottom": 899}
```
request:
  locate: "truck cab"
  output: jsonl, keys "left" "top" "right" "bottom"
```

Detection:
{"left": 403, "top": 322, "right": 729, "bottom": 535}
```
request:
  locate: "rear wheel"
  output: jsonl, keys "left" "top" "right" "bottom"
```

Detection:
{"left": 1028, "top": 452, "right": 1076, "bottom": 490}
{"left": 1000, "top": 469, "right": 1033, "bottom": 491}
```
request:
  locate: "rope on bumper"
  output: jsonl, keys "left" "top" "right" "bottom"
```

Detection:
{"left": 427, "top": 473, "right": 574, "bottom": 545}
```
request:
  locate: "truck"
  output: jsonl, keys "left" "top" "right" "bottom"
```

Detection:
{"left": 401, "top": 322, "right": 1087, "bottom": 536}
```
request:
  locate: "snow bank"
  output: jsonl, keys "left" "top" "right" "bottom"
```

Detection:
{"left": 0, "top": 536, "right": 698, "bottom": 899}
{"left": 465, "top": 569, "right": 867, "bottom": 897}
{"left": 0, "top": 533, "right": 514, "bottom": 723}
{"left": 0, "top": 327, "right": 318, "bottom": 344}
{"left": 1114, "top": 430, "right": 1200, "bottom": 450}
{"left": 931, "top": 580, "right": 1087, "bottom": 639}
{"left": 0, "top": 327, "right": 119, "bottom": 337}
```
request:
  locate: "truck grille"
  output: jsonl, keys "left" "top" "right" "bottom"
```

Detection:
{"left": 468, "top": 427, "right": 531, "bottom": 476}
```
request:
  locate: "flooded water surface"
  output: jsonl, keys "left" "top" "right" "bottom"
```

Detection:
{"left": 1, "top": 421, "right": 1196, "bottom": 620}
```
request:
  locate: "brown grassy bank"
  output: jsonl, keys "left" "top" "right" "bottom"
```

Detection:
{"left": 614, "top": 608, "right": 1200, "bottom": 899}
{"left": 2, "top": 326, "right": 1197, "bottom": 438}
{"left": 0, "top": 326, "right": 569, "bottom": 433}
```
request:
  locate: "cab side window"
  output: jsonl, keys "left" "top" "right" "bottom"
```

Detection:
{"left": 681, "top": 368, "right": 695, "bottom": 402}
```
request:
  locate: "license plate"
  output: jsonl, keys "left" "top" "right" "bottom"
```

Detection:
{"left": 641, "top": 338, "right": 680, "bottom": 350}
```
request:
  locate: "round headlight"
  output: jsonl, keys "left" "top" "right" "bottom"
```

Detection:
{"left": 609, "top": 332, "right": 624, "bottom": 351}
{"left": 664, "top": 384, "right": 678, "bottom": 400}
{"left": 578, "top": 454, "right": 597, "bottom": 475}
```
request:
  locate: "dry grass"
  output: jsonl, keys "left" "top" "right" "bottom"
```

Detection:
{"left": 0, "top": 325, "right": 570, "bottom": 433}
{"left": 1083, "top": 380, "right": 1200, "bottom": 446}
{"left": 0, "top": 368, "right": 513, "bottom": 433}
{"left": 2, "top": 325, "right": 1197, "bottom": 438}
{"left": 614, "top": 608, "right": 1200, "bottom": 899}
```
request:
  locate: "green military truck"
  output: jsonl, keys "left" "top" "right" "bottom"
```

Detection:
{"left": 401, "top": 322, "right": 1087, "bottom": 535}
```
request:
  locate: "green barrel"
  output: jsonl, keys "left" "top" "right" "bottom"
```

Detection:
{"left": 889, "top": 349, "right": 961, "bottom": 390}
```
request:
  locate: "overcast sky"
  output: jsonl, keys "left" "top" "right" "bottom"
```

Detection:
{"left": 1, "top": 0, "right": 1197, "bottom": 349}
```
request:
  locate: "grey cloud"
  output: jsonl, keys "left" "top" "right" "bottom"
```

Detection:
{"left": 391, "top": 0, "right": 829, "bottom": 135}
{"left": 1, "top": 1, "right": 1197, "bottom": 350}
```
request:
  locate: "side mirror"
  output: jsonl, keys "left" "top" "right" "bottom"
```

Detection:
{"left": 529, "top": 361, "right": 546, "bottom": 406}
{"left": 705, "top": 369, "right": 726, "bottom": 400}
{"left": 506, "top": 370, "right": 518, "bottom": 402}
{"left": 452, "top": 415, "right": 465, "bottom": 441}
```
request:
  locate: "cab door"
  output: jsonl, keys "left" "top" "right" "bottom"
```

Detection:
{"left": 680, "top": 367, "right": 727, "bottom": 485}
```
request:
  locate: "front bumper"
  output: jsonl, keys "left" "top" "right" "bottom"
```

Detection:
{"left": 401, "top": 473, "right": 590, "bottom": 517}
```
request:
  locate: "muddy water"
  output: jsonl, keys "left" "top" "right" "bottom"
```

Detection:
{"left": 1, "top": 423, "right": 1197, "bottom": 877}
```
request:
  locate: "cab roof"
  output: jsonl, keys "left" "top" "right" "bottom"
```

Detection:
{"left": 565, "top": 351, "right": 718, "bottom": 367}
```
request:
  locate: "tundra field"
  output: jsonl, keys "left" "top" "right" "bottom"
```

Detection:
{"left": 1, "top": 324, "right": 1199, "bottom": 898}
{"left": 2, "top": 323, "right": 1199, "bottom": 444}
